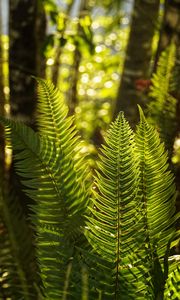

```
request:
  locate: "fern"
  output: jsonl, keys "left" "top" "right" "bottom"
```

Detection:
{"left": 0, "top": 79, "right": 91, "bottom": 299}
{"left": 164, "top": 259, "right": 180, "bottom": 299}
{"left": 84, "top": 108, "right": 179, "bottom": 299}
{"left": 34, "top": 79, "right": 91, "bottom": 298}
{"left": 35, "top": 78, "right": 90, "bottom": 212}
{"left": 147, "top": 43, "right": 177, "bottom": 155}
{"left": 85, "top": 112, "right": 151, "bottom": 299}
{"left": 0, "top": 79, "right": 179, "bottom": 299}
{"left": 136, "top": 106, "right": 178, "bottom": 298}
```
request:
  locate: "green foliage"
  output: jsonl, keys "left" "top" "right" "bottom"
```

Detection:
{"left": 147, "top": 44, "right": 177, "bottom": 155}
{"left": 1, "top": 79, "right": 90, "bottom": 299}
{"left": 136, "top": 106, "right": 178, "bottom": 298}
{"left": 137, "top": 106, "right": 177, "bottom": 254}
{"left": 85, "top": 112, "right": 147, "bottom": 299}
{"left": 0, "top": 182, "right": 38, "bottom": 299}
{"left": 44, "top": 1, "right": 130, "bottom": 141}
{"left": 164, "top": 262, "right": 180, "bottom": 299}
{"left": 0, "top": 80, "right": 179, "bottom": 299}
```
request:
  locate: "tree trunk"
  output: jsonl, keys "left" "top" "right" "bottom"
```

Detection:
{"left": 153, "top": 0, "right": 180, "bottom": 71}
{"left": 113, "top": 0, "right": 160, "bottom": 125}
{"left": 68, "top": 0, "right": 89, "bottom": 115}
{"left": 52, "top": 1, "right": 73, "bottom": 86}
{"left": 175, "top": 48, "right": 180, "bottom": 218}
{"left": 9, "top": 0, "right": 46, "bottom": 126}
{"left": 36, "top": 2, "right": 47, "bottom": 79}
{"left": 0, "top": 0, "right": 5, "bottom": 173}
{"left": 8, "top": 0, "right": 46, "bottom": 215}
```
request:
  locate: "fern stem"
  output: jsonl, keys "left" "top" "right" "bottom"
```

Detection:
{"left": 115, "top": 126, "right": 121, "bottom": 298}
{"left": 1, "top": 185, "right": 30, "bottom": 300}
{"left": 62, "top": 260, "right": 73, "bottom": 300}
{"left": 81, "top": 265, "right": 88, "bottom": 300}
{"left": 140, "top": 130, "right": 152, "bottom": 253}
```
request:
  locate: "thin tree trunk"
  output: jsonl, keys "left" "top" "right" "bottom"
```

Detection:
{"left": 8, "top": 0, "right": 47, "bottom": 218}
{"left": 113, "top": 0, "right": 160, "bottom": 125}
{"left": 36, "top": 1, "right": 47, "bottom": 79}
{"left": 68, "top": 0, "right": 88, "bottom": 115}
{"left": 52, "top": 1, "right": 73, "bottom": 86}
{"left": 9, "top": 0, "right": 46, "bottom": 126}
{"left": 173, "top": 42, "right": 180, "bottom": 217}
{"left": 1, "top": 3, "right": 40, "bottom": 298}
{"left": 69, "top": 47, "right": 81, "bottom": 115}
{"left": 0, "top": 0, "right": 5, "bottom": 173}
{"left": 175, "top": 49, "right": 180, "bottom": 134}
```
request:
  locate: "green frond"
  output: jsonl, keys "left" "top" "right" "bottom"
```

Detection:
{"left": 85, "top": 112, "right": 149, "bottom": 299}
{"left": 0, "top": 75, "right": 179, "bottom": 299}
{"left": 147, "top": 43, "right": 177, "bottom": 153}
{"left": 35, "top": 78, "right": 68, "bottom": 142}
{"left": 136, "top": 107, "right": 177, "bottom": 297}
{"left": 0, "top": 185, "right": 37, "bottom": 299}
{"left": 0, "top": 116, "right": 88, "bottom": 299}
{"left": 35, "top": 78, "right": 91, "bottom": 210}
{"left": 164, "top": 256, "right": 180, "bottom": 299}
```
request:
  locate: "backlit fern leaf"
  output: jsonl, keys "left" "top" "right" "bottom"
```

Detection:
{"left": 85, "top": 112, "right": 149, "bottom": 299}
{"left": 35, "top": 78, "right": 90, "bottom": 212}
{"left": 0, "top": 113, "right": 89, "bottom": 298}
{"left": 136, "top": 106, "right": 178, "bottom": 299}
{"left": 0, "top": 78, "right": 179, "bottom": 299}
{"left": 147, "top": 43, "right": 177, "bottom": 155}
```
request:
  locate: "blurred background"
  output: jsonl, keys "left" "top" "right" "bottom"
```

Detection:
{"left": 0, "top": 0, "right": 180, "bottom": 184}
{"left": 0, "top": 0, "right": 180, "bottom": 183}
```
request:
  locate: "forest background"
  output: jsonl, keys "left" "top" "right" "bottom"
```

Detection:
{"left": 0, "top": 0, "right": 180, "bottom": 298}
{"left": 1, "top": 0, "right": 179, "bottom": 204}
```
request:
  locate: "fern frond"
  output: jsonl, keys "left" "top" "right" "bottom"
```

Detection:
{"left": 136, "top": 106, "right": 178, "bottom": 297}
{"left": 136, "top": 106, "right": 177, "bottom": 254}
{"left": 164, "top": 256, "right": 180, "bottom": 299}
{"left": 35, "top": 78, "right": 68, "bottom": 142}
{"left": 147, "top": 43, "right": 177, "bottom": 154}
{"left": 35, "top": 78, "right": 91, "bottom": 211}
{"left": 0, "top": 117, "right": 88, "bottom": 299}
{"left": 85, "top": 112, "right": 149, "bottom": 299}
{"left": 1, "top": 75, "right": 178, "bottom": 299}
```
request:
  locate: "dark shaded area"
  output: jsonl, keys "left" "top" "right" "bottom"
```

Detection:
{"left": 9, "top": 0, "right": 46, "bottom": 125}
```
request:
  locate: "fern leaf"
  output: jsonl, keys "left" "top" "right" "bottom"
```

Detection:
{"left": 147, "top": 43, "right": 177, "bottom": 154}
{"left": 85, "top": 112, "right": 149, "bottom": 299}
{"left": 35, "top": 78, "right": 68, "bottom": 142}
{"left": 164, "top": 256, "right": 180, "bottom": 299}
{"left": 35, "top": 78, "right": 91, "bottom": 211}
{"left": 136, "top": 106, "right": 178, "bottom": 297}
{"left": 0, "top": 117, "right": 88, "bottom": 299}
